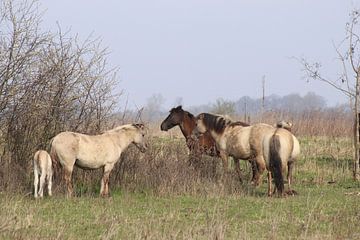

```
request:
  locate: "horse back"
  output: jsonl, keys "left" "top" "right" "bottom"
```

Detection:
{"left": 34, "top": 150, "right": 52, "bottom": 173}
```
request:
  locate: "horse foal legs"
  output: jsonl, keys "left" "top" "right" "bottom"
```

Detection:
{"left": 38, "top": 173, "right": 46, "bottom": 198}
{"left": 34, "top": 168, "right": 39, "bottom": 198}
{"left": 47, "top": 171, "right": 53, "bottom": 197}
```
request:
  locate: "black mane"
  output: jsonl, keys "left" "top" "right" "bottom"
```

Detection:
{"left": 201, "top": 113, "right": 232, "bottom": 134}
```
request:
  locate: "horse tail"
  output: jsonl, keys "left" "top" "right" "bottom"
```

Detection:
{"left": 269, "top": 133, "right": 284, "bottom": 195}
{"left": 49, "top": 138, "right": 61, "bottom": 180}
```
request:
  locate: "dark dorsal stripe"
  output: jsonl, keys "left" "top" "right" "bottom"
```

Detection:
{"left": 229, "top": 121, "right": 250, "bottom": 127}
{"left": 132, "top": 123, "right": 144, "bottom": 130}
{"left": 202, "top": 113, "right": 232, "bottom": 134}
{"left": 187, "top": 111, "right": 194, "bottom": 119}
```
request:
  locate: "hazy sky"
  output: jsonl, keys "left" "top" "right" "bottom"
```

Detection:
{"left": 41, "top": 0, "right": 359, "bottom": 109}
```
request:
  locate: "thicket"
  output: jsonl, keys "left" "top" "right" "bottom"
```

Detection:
{"left": 0, "top": 0, "right": 119, "bottom": 191}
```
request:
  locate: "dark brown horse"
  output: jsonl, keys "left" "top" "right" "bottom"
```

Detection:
{"left": 160, "top": 106, "right": 218, "bottom": 157}
{"left": 160, "top": 106, "right": 253, "bottom": 182}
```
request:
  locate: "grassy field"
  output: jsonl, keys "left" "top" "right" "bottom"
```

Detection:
{"left": 1, "top": 136, "right": 360, "bottom": 239}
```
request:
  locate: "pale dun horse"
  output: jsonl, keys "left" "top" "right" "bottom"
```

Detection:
{"left": 50, "top": 123, "right": 147, "bottom": 197}
{"left": 194, "top": 113, "right": 300, "bottom": 197}
{"left": 33, "top": 150, "right": 53, "bottom": 198}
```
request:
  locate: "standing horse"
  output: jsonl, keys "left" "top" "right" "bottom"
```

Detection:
{"left": 33, "top": 150, "right": 53, "bottom": 198}
{"left": 50, "top": 123, "right": 147, "bottom": 197}
{"left": 160, "top": 106, "right": 252, "bottom": 182}
{"left": 194, "top": 113, "right": 300, "bottom": 196}
{"left": 160, "top": 106, "right": 219, "bottom": 157}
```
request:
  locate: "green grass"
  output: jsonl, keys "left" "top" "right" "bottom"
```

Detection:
{"left": 1, "top": 136, "right": 360, "bottom": 239}
{"left": 1, "top": 182, "right": 360, "bottom": 239}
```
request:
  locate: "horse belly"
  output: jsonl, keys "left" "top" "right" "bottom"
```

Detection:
{"left": 227, "top": 131, "right": 251, "bottom": 159}
{"left": 77, "top": 143, "right": 118, "bottom": 169}
{"left": 75, "top": 158, "right": 104, "bottom": 170}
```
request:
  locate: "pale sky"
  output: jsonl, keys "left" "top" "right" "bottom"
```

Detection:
{"left": 41, "top": 0, "right": 359, "bottom": 109}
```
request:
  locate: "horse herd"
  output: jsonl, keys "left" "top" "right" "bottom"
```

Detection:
{"left": 33, "top": 106, "right": 300, "bottom": 199}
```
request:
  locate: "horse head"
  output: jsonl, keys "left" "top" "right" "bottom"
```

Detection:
{"left": 160, "top": 105, "right": 185, "bottom": 131}
{"left": 276, "top": 120, "right": 293, "bottom": 132}
{"left": 132, "top": 123, "right": 148, "bottom": 153}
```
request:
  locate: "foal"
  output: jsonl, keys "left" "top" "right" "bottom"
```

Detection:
{"left": 33, "top": 150, "right": 53, "bottom": 198}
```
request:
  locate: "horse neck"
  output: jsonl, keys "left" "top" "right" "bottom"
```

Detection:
{"left": 208, "top": 129, "right": 223, "bottom": 145}
{"left": 108, "top": 130, "right": 134, "bottom": 150}
{"left": 179, "top": 113, "right": 196, "bottom": 140}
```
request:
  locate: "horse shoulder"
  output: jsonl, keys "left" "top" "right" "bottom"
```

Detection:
{"left": 221, "top": 126, "right": 251, "bottom": 158}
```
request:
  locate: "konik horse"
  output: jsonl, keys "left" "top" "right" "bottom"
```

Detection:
{"left": 194, "top": 113, "right": 300, "bottom": 196}
{"left": 33, "top": 150, "right": 53, "bottom": 198}
{"left": 161, "top": 106, "right": 253, "bottom": 182}
{"left": 50, "top": 123, "right": 147, "bottom": 197}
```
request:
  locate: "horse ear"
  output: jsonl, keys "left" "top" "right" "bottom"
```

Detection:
{"left": 174, "top": 105, "right": 182, "bottom": 111}
{"left": 198, "top": 113, "right": 204, "bottom": 120}
{"left": 133, "top": 123, "right": 145, "bottom": 130}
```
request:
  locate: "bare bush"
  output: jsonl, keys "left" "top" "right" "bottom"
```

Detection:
{"left": 0, "top": 0, "right": 120, "bottom": 191}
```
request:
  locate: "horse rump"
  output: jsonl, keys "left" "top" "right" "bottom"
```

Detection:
{"left": 48, "top": 139, "right": 62, "bottom": 180}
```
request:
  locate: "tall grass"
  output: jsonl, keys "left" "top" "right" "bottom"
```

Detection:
{"left": 1, "top": 112, "right": 359, "bottom": 239}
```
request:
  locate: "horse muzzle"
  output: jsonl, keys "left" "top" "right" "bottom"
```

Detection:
{"left": 192, "top": 127, "right": 202, "bottom": 137}
{"left": 160, "top": 123, "right": 168, "bottom": 131}
{"left": 137, "top": 143, "right": 148, "bottom": 153}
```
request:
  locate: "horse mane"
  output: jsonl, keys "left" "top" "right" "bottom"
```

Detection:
{"left": 229, "top": 121, "right": 250, "bottom": 127}
{"left": 201, "top": 113, "right": 232, "bottom": 134}
{"left": 104, "top": 124, "right": 139, "bottom": 134}
{"left": 169, "top": 105, "right": 195, "bottom": 122}
{"left": 186, "top": 111, "right": 194, "bottom": 119}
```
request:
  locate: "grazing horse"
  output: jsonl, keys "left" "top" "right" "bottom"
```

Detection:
{"left": 194, "top": 113, "right": 300, "bottom": 196}
{"left": 33, "top": 150, "right": 53, "bottom": 198}
{"left": 160, "top": 106, "right": 219, "bottom": 157}
{"left": 160, "top": 106, "right": 252, "bottom": 183}
{"left": 50, "top": 123, "right": 147, "bottom": 197}
{"left": 276, "top": 120, "right": 293, "bottom": 132}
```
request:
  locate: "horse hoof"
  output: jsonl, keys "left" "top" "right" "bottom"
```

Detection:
{"left": 286, "top": 190, "right": 298, "bottom": 196}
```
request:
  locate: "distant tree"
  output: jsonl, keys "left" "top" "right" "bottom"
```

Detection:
{"left": 302, "top": 92, "right": 327, "bottom": 110}
{"left": 281, "top": 94, "right": 304, "bottom": 112}
{"left": 299, "top": 9, "right": 360, "bottom": 180}
{"left": 211, "top": 98, "right": 236, "bottom": 116}
{"left": 143, "top": 93, "right": 165, "bottom": 121}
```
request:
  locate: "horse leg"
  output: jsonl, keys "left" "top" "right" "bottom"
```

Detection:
{"left": 234, "top": 159, "right": 243, "bottom": 183}
{"left": 64, "top": 168, "right": 74, "bottom": 198}
{"left": 34, "top": 168, "right": 39, "bottom": 198}
{"left": 219, "top": 151, "right": 228, "bottom": 174}
{"left": 100, "top": 163, "right": 115, "bottom": 197}
{"left": 39, "top": 172, "right": 46, "bottom": 198}
{"left": 267, "top": 171, "right": 272, "bottom": 197}
{"left": 253, "top": 156, "right": 266, "bottom": 186}
{"left": 47, "top": 170, "right": 53, "bottom": 197}
{"left": 250, "top": 159, "right": 258, "bottom": 184}
{"left": 287, "top": 161, "right": 295, "bottom": 195}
